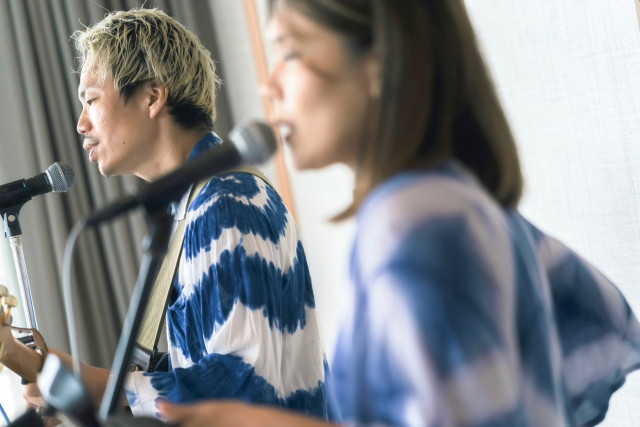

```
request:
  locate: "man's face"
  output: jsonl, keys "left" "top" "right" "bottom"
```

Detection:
{"left": 77, "top": 69, "right": 155, "bottom": 178}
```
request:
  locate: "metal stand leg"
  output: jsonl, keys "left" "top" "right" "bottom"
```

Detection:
{"left": 8, "top": 235, "right": 37, "bottom": 330}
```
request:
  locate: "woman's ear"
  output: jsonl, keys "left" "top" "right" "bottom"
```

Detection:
{"left": 365, "top": 53, "right": 381, "bottom": 98}
{"left": 147, "top": 83, "right": 169, "bottom": 119}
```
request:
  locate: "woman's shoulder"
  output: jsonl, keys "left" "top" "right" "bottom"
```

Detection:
{"left": 358, "top": 162, "right": 504, "bottom": 239}
{"left": 353, "top": 162, "right": 511, "bottom": 277}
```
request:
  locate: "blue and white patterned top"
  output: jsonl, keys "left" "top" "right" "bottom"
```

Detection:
{"left": 125, "top": 133, "right": 328, "bottom": 419}
{"left": 330, "top": 160, "right": 640, "bottom": 426}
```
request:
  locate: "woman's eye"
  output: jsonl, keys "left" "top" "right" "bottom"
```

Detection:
{"left": 283, "top": 51, "right": 300, "bottom": 61}
{"left": 87, "top": 98, "right": 97, "bottom": 106}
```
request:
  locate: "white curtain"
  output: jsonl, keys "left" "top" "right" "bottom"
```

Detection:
{"left": 0, "top": 0, "right": 246, "bottom": 420}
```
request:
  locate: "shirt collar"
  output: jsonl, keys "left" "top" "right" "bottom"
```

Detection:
{"left": 188, "top": 132, "right": 223, "bottom": 161}
{"left": 169, "top": 132, "right": 222, "bottom": 220}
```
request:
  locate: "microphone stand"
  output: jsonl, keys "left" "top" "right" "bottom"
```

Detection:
{"left": 1, "top": 205, "right": 38, "bottom": 330}
{"left": 2, "top": 201, "right": 174, "bottom": 425}
{"left": 29, "top": 204, "right": 174, "bottom": 427}
{"left": 98, "top": 206, "right": 174, "bottom": 420}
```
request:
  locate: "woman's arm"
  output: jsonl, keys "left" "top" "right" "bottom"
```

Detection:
{"left": 159, "top": 401, "right": 335, "bottom": 427}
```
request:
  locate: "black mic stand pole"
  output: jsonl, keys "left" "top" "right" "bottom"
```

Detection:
{"left": 33, "top": 205, "right": 174, "bottom": 426}
{"left": 98, "top": 206, "right": 174, "bottom": 420}
{"left": 1, "top": 205, "right": 38, "bottom": 330}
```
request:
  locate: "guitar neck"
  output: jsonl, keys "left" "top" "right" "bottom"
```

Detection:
{"left": 0, "top": 326, "right": 44, "bottom": 383}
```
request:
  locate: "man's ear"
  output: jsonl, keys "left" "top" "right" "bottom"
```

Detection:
{"left": 365, "top": 53, "right": 381, "bottom": 99}
{"left": 147, "top": 83, "right": 169, "bottom": 119}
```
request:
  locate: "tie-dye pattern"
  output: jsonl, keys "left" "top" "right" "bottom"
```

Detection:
{"left": 124, "top": 133, "right": 328, "bottom": 419}
{"left": 330, "top": 161, "right": 640, "bottom": 426}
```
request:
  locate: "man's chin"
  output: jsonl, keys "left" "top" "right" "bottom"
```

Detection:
{"left": 97, "top": 163, "right": 114, "bottom": 177}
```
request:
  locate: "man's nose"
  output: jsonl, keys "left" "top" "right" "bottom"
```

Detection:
{"left": 76, "top": 108, "right": 90, "bottom": 135}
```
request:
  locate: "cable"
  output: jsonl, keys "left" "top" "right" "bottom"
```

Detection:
{"left": 62, "top": 220, "right": 86, "bottom": 378}
{"left": 0, "top": 401, "right": 10, "bottom": 424}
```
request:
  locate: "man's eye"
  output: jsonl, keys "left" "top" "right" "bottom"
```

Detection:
{"left": 87, "top": 98, "right": 97, "bottom": 106}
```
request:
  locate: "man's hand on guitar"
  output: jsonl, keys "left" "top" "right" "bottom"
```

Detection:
{"left": 0, "top": 284, "right": 57, "bottom": 423}
{"left": 0, "top": 284, "right": 47, "bottom": 383}
{"left": 0, "top": 284, "right": 111, "bottom": 422}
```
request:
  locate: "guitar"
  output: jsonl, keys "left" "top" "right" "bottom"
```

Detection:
{"left": 0, "top": 287, "right": 167, "bottom": 426}
{"left": 0, "top": 284, "right": 47, "bottom": 383}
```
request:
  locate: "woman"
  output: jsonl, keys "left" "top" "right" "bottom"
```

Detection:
{"left": 160, "top": 0, "right": 640, "bottom": 425}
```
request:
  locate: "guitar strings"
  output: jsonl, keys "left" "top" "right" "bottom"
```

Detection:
{"left": 0, "top": 401, "right": 10, "bottom": 424}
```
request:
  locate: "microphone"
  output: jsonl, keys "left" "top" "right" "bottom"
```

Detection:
{"left": 84, "top": 120, "right": 278, "bottom": 226}
{"left": 0, "top": 162, "right": 76, "bottom": 210}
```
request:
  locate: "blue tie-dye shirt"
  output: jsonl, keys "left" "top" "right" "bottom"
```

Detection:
{"left": 125, "top": 133, "right": 327, "bottom": 418}
{"left": 330, "top": 160, "right": 640, "bottom": 426}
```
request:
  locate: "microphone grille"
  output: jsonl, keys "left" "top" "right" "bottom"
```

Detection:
{"left": 46, "top": 162, "right": 76, "bottom": 193}
{"left": 228, "top": 120, "right": 278, "bottom": 165}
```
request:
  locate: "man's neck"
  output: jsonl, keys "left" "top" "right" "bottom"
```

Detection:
{"left": 138, "top": 128, "right": 209, "bottom": 182}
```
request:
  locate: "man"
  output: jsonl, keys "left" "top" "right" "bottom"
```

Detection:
{"left": 25, "top": 8, "right": 327, "bottom": 420}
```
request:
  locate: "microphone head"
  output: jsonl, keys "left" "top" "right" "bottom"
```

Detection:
{"left": 46, "top": 162, "right": 76, "bottom": 193}
{"left": 228, "top": 120, "right": 278, "bottom": 165}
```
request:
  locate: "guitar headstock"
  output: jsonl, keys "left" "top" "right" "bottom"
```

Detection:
{"left": 0, "top": 285, "right": 17, "bottom": 327}
{"left": 0, "top": 284, "right": 18, "bottom": 370}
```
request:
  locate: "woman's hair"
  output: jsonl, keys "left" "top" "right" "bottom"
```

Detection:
{"left": 72, "top": 8, "right": 221, "bottom": 131}
{"left": 269, "top": 0, "right": 523, "bottom": 217}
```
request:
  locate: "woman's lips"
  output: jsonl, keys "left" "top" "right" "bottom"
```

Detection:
{"left": 277, "top": 123, "right": 293, "bottom": 144}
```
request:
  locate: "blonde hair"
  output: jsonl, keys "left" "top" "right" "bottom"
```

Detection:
{"left": 72, "top": 8, "right": 221, "bottom": 130}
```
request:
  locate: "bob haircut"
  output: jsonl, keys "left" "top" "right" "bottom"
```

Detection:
{"left": 269, "top": 0, "right": 523, "bottom": 218}
{"left": 72, "top": 8, "right": 221, "bottom": 131}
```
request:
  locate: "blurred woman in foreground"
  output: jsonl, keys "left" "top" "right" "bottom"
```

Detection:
{"left": 160, "top": 1, "right": 640, "bottom": 425}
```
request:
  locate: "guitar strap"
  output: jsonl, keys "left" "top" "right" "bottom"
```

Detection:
{"left": 132, "top": 166, "right": 275, "bottom": 372}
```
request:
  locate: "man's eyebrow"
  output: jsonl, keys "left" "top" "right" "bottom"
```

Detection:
{"left": 78, "top": 86, "right": 99, "bottom": 101}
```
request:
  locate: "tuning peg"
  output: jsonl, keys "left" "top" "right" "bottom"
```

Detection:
{"left": 1, "top": 295, "right": 16, "bottom": 326}
{"left": 0, "top": 286, "right": 8, "bottom": 298}
{"left": 3, "top": 296, "right": 17, "bottom": 309}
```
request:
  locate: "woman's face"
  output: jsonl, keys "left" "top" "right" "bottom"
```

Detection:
{"left": 264, "top": 8, "right": 377, "bottom": 171}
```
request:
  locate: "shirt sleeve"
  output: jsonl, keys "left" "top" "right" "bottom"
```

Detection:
{"left": 341, "top": 212, "right": 551, "bottom": 426}
{"left": 524, "top": 216, "right": 640, "bottom": 425}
